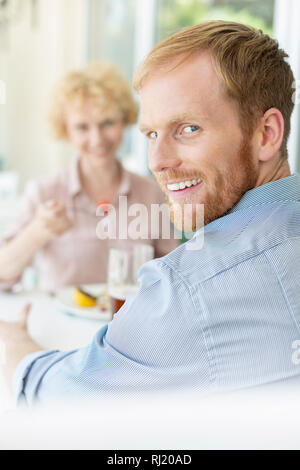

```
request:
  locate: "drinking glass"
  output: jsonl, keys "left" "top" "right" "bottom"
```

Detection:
{"left": 108, "top": 244, "right": 154, "bottom": 314}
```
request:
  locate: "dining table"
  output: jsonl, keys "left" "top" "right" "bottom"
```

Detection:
{"left": 0, "top": 287, "right": 110, "bottom": 414}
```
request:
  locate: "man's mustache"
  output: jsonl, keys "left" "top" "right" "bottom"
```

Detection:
{"left": 154, "top": 171, "right": 204, "bottom": 184}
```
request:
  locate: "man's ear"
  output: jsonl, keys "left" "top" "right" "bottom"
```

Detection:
{"left": 257, "top": 108, "right": 284, "bottom": 162}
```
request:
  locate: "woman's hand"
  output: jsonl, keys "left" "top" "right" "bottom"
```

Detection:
{"left": 32, "top": 200, "right": 73, "bottom": 245}
{"left": 0, "top": 201, "right": 72, "bottom": 283}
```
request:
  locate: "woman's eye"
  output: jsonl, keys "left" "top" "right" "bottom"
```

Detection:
{"left": 101, "top": 120, "right": 114, "bottom": 127}
{"left": 76, "top": 124, "right": 88, "bottom": 131}
{"left": 182, "top": 125, "right": 199, "bottom": 134}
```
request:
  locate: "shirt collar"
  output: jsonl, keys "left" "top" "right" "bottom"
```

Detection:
{"left": 68, "top": 157, "right": 131, "bottom": 198}
{"left": 229, "top": 173, "right": 300, "bottom": 214}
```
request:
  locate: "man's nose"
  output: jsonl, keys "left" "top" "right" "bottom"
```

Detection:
{"left": 148, "top": 136, "right": 181, "bottom": 173}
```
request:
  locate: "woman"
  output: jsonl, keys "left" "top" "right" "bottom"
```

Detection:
{"left": 0, "top": 63, "right": 178, "bottom": 290}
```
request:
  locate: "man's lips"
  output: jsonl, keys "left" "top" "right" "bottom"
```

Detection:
{"left": 166, "top": 178, "right": 201, "bottom": 185}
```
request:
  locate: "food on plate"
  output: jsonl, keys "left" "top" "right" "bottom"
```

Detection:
{"left": 74, "top": 287, "right": 98, "bottom": 308}
{"left": 73, "top": 286, "right": 110, "bottom": 312}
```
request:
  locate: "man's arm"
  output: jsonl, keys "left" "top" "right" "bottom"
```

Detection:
{"left": 6, "top": 258, "right": 210, "bottom": 406}
{"left": 0, "top": 304, "right": 42, "bottom": 390}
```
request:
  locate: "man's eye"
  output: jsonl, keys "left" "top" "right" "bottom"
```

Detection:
{"left": 182, "top": 125, "right": 199, "bottom": 134}
{"left": 149, "top": 131, "right": 158, "bottom": 139}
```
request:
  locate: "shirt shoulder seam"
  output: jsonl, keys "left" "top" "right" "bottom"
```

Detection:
{"left": 231, "top": 198, "right": 300, "bottom": 213}
{"left": 194, "top": 236, "right": 300, "bottom": 285}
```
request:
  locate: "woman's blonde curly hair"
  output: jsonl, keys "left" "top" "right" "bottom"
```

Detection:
{"left": 48, "top": 62, "right": 139, "bottom": 140}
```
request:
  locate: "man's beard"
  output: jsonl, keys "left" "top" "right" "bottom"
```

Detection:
{"left": 154, "top": 136, "right": 259, "bottom": 232}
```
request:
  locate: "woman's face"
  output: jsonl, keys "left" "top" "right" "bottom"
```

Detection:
{"left": 65, "top": 99, "right": 125, "bottom": 166}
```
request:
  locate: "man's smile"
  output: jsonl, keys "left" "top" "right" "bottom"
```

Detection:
{"left": 167, "top": 178, "right": 202, "bottom": 191}
{"left": 166, "top": 178, "right": 203, "bottom": 198}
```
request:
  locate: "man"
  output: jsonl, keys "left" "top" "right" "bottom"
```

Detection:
{"left": 1, "top": 21, "right": 300, "bottom": 405}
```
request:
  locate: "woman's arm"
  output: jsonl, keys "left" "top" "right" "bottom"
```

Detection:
{"left": 0, "top": 218, "right": 50, "bottom": 281}
{"left": 0, "top": 201, "right": 72, "bottom": 283}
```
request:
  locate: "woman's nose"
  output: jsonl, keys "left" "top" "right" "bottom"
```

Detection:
{"left": 90, "top": 127, "right": 105, "bottom": 146}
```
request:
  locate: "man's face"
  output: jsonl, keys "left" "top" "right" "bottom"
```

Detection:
{"left": 140, "top": 52, "right": 259, "bottom": 231}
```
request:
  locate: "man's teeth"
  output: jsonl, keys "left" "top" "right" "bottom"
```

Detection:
{"left": 167, "top": 178, "right": 202, "bottom": 191}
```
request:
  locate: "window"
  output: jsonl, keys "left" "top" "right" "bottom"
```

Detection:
{"left": 87, "top": 0, "right": 139, "bottom": 170}
{"left": 157, "top": 0, "right": 275, "bottom": 41}
{"left": 88, "top": 0, "right": 137, "bottom": 81}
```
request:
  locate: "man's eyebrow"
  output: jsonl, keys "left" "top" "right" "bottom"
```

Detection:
{"left": 139, "top": 124, "right": 152, "bottom": 134}
{"left": 170, "top": 112, "right": 207, "bottom": 122}
{"left": 139, "top": 113, "right": 208, "bottom": 133}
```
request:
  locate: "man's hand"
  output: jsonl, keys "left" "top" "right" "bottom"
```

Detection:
{"left": 0, "top": 303, "right": 31, "bottom": 340}
{"left": 0, "top": 304, "right": 41, "bottom": 391}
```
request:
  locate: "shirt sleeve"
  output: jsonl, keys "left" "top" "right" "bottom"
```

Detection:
{"left": 13, "top": 350, "right": 66, "bottom": 406}
{"left": 0, "top": 180, "right": 41, "bottom": 290}
{"left": 13, "top": 259, "right": 211, "bottom": 406}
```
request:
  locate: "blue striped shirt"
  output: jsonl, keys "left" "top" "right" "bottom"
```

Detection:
{"left": 14, "top": 175, "right": 300, "bottom": 405}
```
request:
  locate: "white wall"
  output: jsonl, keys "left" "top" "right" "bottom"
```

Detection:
{"left": 0, "top": 0, "right": 88, "bottom": 189}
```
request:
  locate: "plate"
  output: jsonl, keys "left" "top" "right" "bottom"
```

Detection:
{"left": 55, "top": 284, "right": 112, "bottom": 321}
